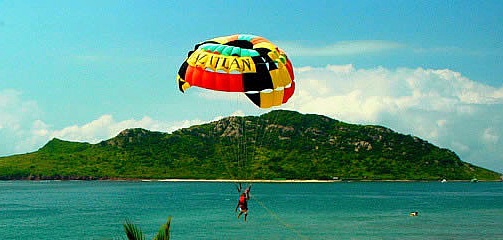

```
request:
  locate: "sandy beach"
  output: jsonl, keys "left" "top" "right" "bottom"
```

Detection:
{"left": 142, "top": 179, "right": 339, "bottom": 183}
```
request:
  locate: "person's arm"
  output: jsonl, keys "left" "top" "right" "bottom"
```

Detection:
{"left": 245, "top": 186, "right": 251, "bottom": 200}
{"left": 235, "top": 201, "right": 239, "bottom": 212}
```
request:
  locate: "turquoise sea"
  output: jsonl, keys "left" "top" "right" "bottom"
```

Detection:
{"left": 0, "top": 181, "right": 502, "bottom": 239}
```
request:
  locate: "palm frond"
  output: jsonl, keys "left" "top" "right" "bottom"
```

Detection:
{"left": 123, "top": 219, "right": 146, "bottom": 240}
{"left": 154, "top": 216, "right": 172, "bottom": 240}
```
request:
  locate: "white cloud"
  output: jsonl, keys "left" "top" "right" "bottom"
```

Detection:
{"left": 290, "top": 65, "right": 503, "bottom": 117}
{"left": 0, "top": 89, "right": 211, "bottom": 155}
{"left": 2, "top": 65, "right": 503, "bottom": 174}
{"left": 278, "top": 41, "right": 405, "bottom": 57}
{"left": 288, "top": 65, "right": 503, "bottom": 172}
{"left": 42, "top": 115, "right": 212, "bottom": 145}
{"left": 0, "top": 89, "right": 41, "bottom": 126}
{"left": 482, "top": 128, "right": 499, "bottom": 144}
{"left": 3, "top": 113, "right": 215, "bottom": 156}
{"left": 0, "top": 89, "right": 43, "bottom": 154}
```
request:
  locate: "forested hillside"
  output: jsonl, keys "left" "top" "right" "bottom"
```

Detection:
{"left": 0, "top": 110, "right": 500, "bottom": 180}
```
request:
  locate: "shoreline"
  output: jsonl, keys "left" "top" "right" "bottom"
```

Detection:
{"left": 140, "top": 179, "right": 501, "bottom": 183}
{"left": 2, "top": 177, "right": 500, "bottom": 183}
{"left": 147, "top": 179, "right": 339, "bottom": 183}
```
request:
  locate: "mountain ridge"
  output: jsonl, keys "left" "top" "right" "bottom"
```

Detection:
{"left": 0, "top": 110, "right": 500, "bottom": 180}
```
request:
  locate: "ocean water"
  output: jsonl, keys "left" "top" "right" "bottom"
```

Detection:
{"left": 0, "top": 181, "right": 502, "bottom": 240}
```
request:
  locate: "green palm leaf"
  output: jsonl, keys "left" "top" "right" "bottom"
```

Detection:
{"left": 123, "top": 219, "right": 146, "bottom": 240}
{"left": 154, "top": 216, "right": 172, "bottom": 240}
{"left": 122, "top": 217, "right": 171, "bottom": 240}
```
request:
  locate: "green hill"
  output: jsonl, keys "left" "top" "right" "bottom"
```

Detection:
{"left": 0, "top": 110, "right": 500, "bottom": 180}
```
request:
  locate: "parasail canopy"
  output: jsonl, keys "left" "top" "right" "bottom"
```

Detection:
{"left": 177, "top": 34, "right": 295, "bottom": 108}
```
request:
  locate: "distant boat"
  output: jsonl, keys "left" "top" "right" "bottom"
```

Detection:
{"left": 471, "top": 178, "right": 478, "bottom": 183}
{"left": 441, "top": 179, "right": 447, "bottom": 183}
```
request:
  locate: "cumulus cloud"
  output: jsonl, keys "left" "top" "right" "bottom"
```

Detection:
{"left": 2, "top": 65, "right": 503, "bottom": 173}
{"left": 286, "top": 65, "right": 503, "bottom": 172}
{"left": 39, "top": 115, "right": 214, "bottom": 145}
{"left": 0, "top": 89, "right": 43, "bottom": 154}
{"left": 0, "top": 88, "right": 234, "bottom": 157}
{"left": 3, "top": 114, "right": 215, "bottom": 156}
{"left": 0, "top": 89, "right": 211, "bottom": 155}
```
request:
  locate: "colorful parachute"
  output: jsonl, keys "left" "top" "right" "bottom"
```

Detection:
{"left": 177, "top": 34, "right": 295, "bottom": 108}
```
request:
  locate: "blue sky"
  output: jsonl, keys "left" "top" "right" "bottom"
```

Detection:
{"left": 1, "top": 1, "right": 503, "bottom": 173}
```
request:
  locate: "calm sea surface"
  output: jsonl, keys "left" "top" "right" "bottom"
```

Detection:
{"left": 0, "top": 181, "right": 502, "bottom": 239}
